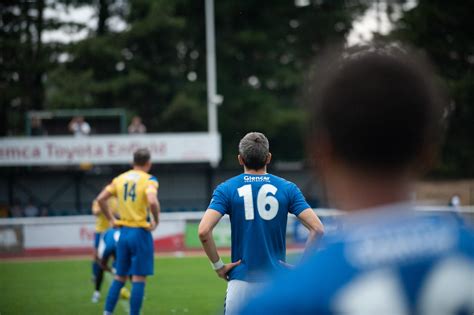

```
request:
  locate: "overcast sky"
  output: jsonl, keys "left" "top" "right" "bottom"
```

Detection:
{"left": 42, "top": 4, "right": 127, "bottom": 43}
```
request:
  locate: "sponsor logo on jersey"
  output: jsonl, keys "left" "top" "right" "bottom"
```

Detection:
{"left": 243, "top": 176, "right": 270, "bottom": 182}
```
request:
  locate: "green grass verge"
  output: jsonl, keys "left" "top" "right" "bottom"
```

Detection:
{"left": 0, "top": 256, "right": 228, "bottom": 315}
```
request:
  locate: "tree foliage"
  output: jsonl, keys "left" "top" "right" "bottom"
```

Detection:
{"left": 2, "top": 0, "right": 472, "bottom": 175}
{"left": 1, "top": 0, "right": 49, "bottom": 135}
{"left": 386, "top": 0, "right": 474, "bottom": 177}
{"left": 37, "top": 0, "right": 365, "bottom": 164}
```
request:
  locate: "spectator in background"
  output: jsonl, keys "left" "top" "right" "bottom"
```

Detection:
{"left": 10, "top": 199, "right": 23, "bottom": 217}
{"left": 449, "top": 194, "right": 461, "bottom": 209}
{"left": 40, "top": 205, "right": 49, "bottom": 217}
{"left": 128, "top": 116, "right": 146, "bottom": 134}
{"left": 24, "top": 199, "right": 39, "bottom": 217}
{"left": 31, "top": 116, "right": 47, "bottom": 136}
{"left": 69, "top": 116, "right": 91, "bottom": 137}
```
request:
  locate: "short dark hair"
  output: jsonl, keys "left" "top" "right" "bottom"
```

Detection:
{"left": 306, "top": 44, "right": 447, "bottom": 171}
{"left": 239, "top": 132, "right": 270, "bottom": 170}
{"left": 133, "top": 148, "right": 151, "bottom": 166}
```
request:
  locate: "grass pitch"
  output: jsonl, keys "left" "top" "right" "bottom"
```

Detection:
{"left": 0, "top": 255, "right": 228, "bottom": 315}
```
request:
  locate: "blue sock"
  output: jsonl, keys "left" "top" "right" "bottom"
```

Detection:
{"left": 92, "top": 261, "right": 100, "bottom": 278}
{"left": 130, "top": 282, "right": 146, "bottom": 315}
{"left": 104, "top": 279, "right": 125, "bottom": 313}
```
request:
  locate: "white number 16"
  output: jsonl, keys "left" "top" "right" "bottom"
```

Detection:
{"left": 237, "top": 184, "right": 279, "bottom": 221}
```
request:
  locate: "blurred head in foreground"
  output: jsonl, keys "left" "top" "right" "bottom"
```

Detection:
{"left": 306, "top": 44, "right": 447, "bottom": 210}
{"left": 240, "top": 45, "right": 473, "bottom": 315}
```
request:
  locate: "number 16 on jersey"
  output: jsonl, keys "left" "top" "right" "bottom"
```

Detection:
{"left": 238, "top": 184, "right": 279, "bottom": 221}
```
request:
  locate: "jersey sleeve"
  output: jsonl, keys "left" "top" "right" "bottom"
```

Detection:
{"left": 207, "top": 183, "right": 230, "bottom": 215}
{"left": 145, "top": 176, "right": 159, "bottom": 194}
{"left": 288, "top": 183, "right": 311, "bottom": 216}
{"left": 105, "top": 178, "right": 118, "bottom": 196}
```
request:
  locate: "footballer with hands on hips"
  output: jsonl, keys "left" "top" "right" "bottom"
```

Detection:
{"left": 198, "top": 132, "right": 324, "bottom": 315}
{"left": 96, "top": 148, "right": 160, "bottom": 315}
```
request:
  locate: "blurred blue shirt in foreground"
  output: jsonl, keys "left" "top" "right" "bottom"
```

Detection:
{"left": 241, "top": 205, "right": 474, "bottom": 314}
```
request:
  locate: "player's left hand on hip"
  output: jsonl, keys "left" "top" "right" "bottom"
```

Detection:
{"left": 146, "top": 221, "right": 158, "bottom": 232}
{"left": 110, "top": 218, "right": 118, "bottom": 227}
{"left": 216, "top": 260, "right": 241, "bottom": 281}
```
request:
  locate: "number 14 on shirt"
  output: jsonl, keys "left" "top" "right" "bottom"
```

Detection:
{"left": 123, "top": 182, "right": 137, "bottom": 202}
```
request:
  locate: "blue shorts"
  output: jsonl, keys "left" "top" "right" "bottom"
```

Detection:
{"left": 94, "top": 232, "right": 102, "bottom": 249}
{"left": 98, "top": 228, "right": 119, "bottom": 261}
{"left": 115, "top": 227, "right": 154, "bottom": 276}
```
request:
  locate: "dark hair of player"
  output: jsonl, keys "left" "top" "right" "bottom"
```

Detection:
{"left": 305, "top": 44, "right": 447, "bottom": 171}
{"left": 133, "top": 148, "right": 151, "bottom": 166}
{"left": 239, "top": 132, "right": 270, "bottom": 170}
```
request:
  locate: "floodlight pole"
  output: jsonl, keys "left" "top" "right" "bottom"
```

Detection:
{"left": 205, "top": 0, "right": 218, "bottom": 134}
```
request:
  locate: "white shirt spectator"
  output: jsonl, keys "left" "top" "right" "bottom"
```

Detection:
{"left": 128, "top": 116, "right": 147, "bottom": 134}
{"left": 450, "top": 194, "right": 461, "bottom": 209}
{"left": 69, "top": 116, "right": 91, "bottom": 137}
{"left": 24, "top": 204, "right": 39, "bottom": 217}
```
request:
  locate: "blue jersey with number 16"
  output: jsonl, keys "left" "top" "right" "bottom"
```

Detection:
{"left": 208, "top": 173, "right": 311, "bottom": 282}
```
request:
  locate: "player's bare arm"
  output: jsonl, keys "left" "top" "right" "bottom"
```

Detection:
{"left": 92, "top": 201, "right": 101, "bottom": 216}
{"left": 96, "top": 255, "right": 112, "bottom": 273}
{"left": 146, "top": 188, "right": 160, "bottom": 231}
{"left": 198, "top": 209, "right": 241, "bottom": 281}
{"left": 96, "top": 188, "right": 116, "bottom": 226}
{"left": 297, "top": 208, "right": 324, "bottom": 252}
{"left": 280, "top": 208, "right": 324, "bottom": 268}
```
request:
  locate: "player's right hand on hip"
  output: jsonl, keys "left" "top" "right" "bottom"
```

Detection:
{"left": 216, "top": 260, "right": 241, "bottom": 281}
